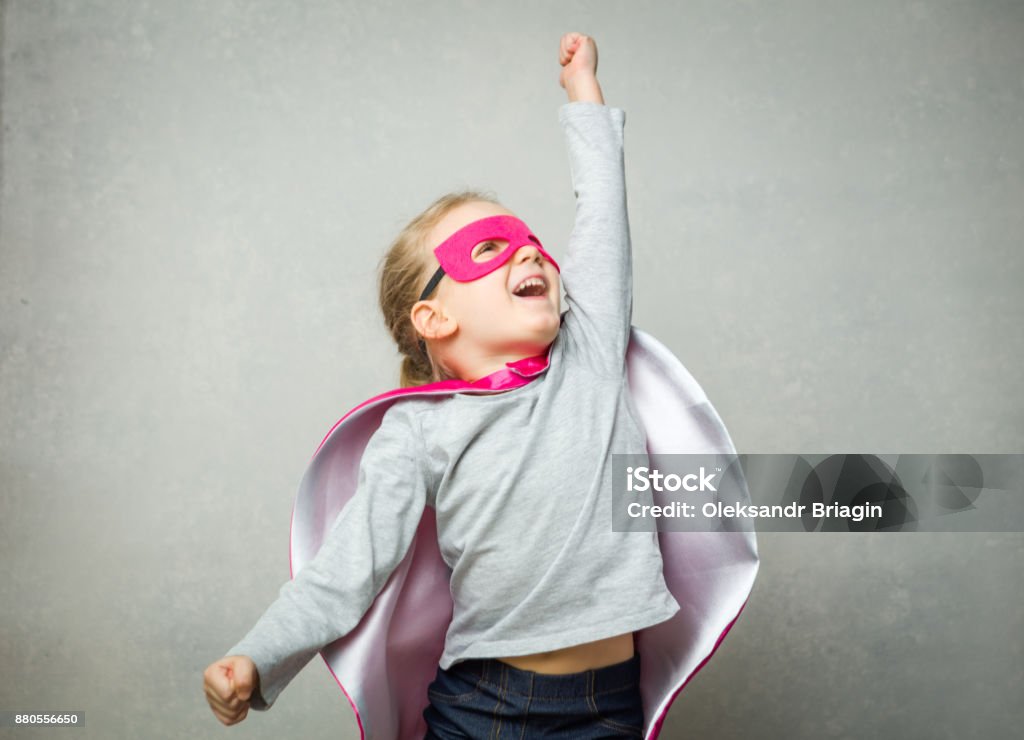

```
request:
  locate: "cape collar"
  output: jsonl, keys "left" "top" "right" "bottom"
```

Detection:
{"left": 312, "top": 345, "right": 552, "bottom": 456}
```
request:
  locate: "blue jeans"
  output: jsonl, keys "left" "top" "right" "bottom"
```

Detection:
{"left": 422, "top": 653, "right": 645, "bottom": 739}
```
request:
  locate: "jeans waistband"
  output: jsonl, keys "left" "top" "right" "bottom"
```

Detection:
{"left": 451, "top": 653, "right": 641, "bottom": 698}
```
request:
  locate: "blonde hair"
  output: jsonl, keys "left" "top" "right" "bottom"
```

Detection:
{"left": 378, "top": 189, "right": 504, "bottom": 388}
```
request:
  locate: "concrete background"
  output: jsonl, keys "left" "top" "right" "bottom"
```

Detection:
{"left": 1, "top": 0, "right": 1021, "bottom": 738}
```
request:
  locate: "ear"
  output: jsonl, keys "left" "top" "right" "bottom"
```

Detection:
{"left": 410, "top": 299, "right": 458, "bottom": 342}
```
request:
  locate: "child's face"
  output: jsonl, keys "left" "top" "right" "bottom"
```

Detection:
{"left": 419, "top": 201, "right": 562, "bottom": 359}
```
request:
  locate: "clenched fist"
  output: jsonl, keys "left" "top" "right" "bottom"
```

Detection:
{"left": 558, "top": 33, "right": 604, "bottom": 104}
{"left": 558, "top": 32, "right": 598, "bottom": 89}
{"left": 203, "top": 655, "right": 261, "bottom": 725}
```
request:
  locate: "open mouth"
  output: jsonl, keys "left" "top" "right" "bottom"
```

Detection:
{"left": 512, "top": 275, "right": 548, "bottom": 298}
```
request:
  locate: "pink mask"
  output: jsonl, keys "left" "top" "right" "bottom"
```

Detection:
{"left": 418, "top": 215, "right": 560, "bottom": 301}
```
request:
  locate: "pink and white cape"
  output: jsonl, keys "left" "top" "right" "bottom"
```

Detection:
{"left": 288, "top": 326, "right": 759, "bottom": 739}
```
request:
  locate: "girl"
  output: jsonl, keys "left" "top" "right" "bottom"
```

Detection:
{"left": 204, "top": 32, "right": 757, "bottom": 739}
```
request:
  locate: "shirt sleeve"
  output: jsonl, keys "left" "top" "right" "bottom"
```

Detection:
{"left": 223, "top": 402, "right": 431, "bottom": 710}
{"left": 556, "top": 101, "right": 633, "bottom": 379}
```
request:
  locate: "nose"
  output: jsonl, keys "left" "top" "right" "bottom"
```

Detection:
{"left": 513, "top": 244, "right": 543, "bottom": 264}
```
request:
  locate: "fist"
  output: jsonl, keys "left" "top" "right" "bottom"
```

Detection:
{"left": 203, "top": 655, "right": 260, "bottom": 725}
{"left": 558, "top": 32, "right": 599, "bottom": 89}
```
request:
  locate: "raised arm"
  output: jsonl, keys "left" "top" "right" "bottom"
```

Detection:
{"left": 556, "top": 33, "right": 633, "bottom": 378}
{"left": 222, "top": 402, "right": 431, "bottom": 710}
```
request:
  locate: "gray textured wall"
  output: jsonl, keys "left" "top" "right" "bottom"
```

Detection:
{"left": 1, "top": 1, "right": 1021, "bottom": 738}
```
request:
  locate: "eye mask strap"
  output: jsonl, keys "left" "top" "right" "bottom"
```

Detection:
{"left": 418, "top": 265, "right": 446, "bottom": 303}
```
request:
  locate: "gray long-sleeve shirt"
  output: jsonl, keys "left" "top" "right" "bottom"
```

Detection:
{"left": 225, "top": 101, "right": 680, "bottom": 710}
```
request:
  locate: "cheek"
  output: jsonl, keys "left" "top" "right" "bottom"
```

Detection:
{"left": 477, "top": 272, "right": 511, "bottom": 299}
{"left": 451, "top": 278, "right": 504, "bottom": 313}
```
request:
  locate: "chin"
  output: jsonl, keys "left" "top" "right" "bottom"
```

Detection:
{"left": 508, "top": 332, "right": 557, "bottom": 356}
{"left": 528, "top": 324, "right": 561, "bottom": 348}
